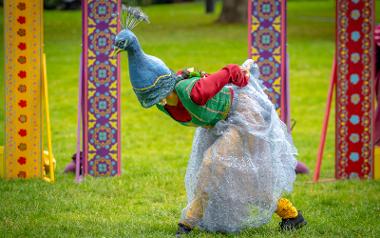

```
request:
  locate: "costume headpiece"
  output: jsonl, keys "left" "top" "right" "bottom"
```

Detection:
{"left": 115, "top": 7, "right": 180, "bottom": 108}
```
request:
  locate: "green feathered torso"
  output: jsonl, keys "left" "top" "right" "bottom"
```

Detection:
{"left": 157, "top": 76, "right": 232, "bottom": 127}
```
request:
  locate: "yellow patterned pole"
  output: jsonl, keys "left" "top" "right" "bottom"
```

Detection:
{"left": 3, "top": 1, "right": 43, "bottom": 179}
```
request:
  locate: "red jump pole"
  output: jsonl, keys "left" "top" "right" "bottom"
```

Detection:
{"left": 313, "top": 56, "right": 337, "bottom": 182}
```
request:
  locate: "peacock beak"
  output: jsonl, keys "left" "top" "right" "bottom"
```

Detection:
{"left": 111, "top": 47, "right": 123, "bottom": 58}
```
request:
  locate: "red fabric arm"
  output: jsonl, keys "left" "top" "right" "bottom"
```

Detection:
{"left": 190, "top": 64, "right": 248, "bottom": 105}
{"left": 164, "top": 100, "right": 192, "bottom": 122}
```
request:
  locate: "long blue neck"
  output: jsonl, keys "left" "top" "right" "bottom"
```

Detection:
{"left": 126, "top": 38, "right": 148, "bottom": 87}
{"left": 126, "top": 39, "right": 144, "bottom": 58}
{"left": 124, "top": 36, "right": 173, "bottom": 91}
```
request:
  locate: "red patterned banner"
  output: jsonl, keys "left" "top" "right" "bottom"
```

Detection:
{"left": 335, "top": 0, "right": 375, "bottom": 179}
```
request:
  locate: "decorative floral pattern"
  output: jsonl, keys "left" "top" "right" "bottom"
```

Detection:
{"left": 18, "top": 157, "right": 27, "bottom": 165}
{"left": 17, "top": 56, "right": 26, "bottom": 64}
{"left": 18, "top": 84, "right": 27, "bottom": 93}
{"left": 18, "top": 115, "right": 27, "bottom": 123}
{"left": 17, "top": 2, "right": 26, "bottom": 11}
{"left": 89, "top": 157, "right": 116, "bottom": 176}
{"left": 336, "top": 0, "right": 374, "bottom": 179}
{"left": 18, "top": 70, "right": 27, "bottom": 78}
{"left": 18, "top": 143, "right": 27, "bottom": 151}
{"left": 17, "top": 171, "right": 27, "bottom": 178}
{"left": 250, "top": 0, "right": 287, "bottom": 121}
{"left": 91, "top": 30, "right": 113, "bottom": 54}
{"left": 18, "top": 42, "right": 26, "bottom": 50}
{"left": 17, "top": 28, "right": 26, "bottom": 36}
{"left": 18, "top": 129, "right": 27, "bottom": 137}
{"left": 17, "top": 16, "right": 26, "bottom": 24}
{"left": 83, "top": 0, "right": 120, "bottom": 177}
{"left": 5, "top": 1, "right": 43, "bottom": 178}
{"left": 91, "top": 62, "right": 113, "bottom": 85}
{"left": 18, "top": 100, "right": 27, "bottom": 108}
{"left": 91, "top": 94, "right": 114, "bottom": 116}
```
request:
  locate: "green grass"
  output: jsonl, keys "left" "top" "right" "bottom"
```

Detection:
{"left": 1, "top": 1, "right": 380, "bottom": 237}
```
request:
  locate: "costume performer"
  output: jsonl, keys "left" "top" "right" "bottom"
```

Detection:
{"left": 113, "top": 7, "right": 307, "bottom": 236}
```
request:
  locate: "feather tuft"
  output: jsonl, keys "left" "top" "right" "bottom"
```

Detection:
{"left": 121, "top": 5, "right": 150, "bottom": 30}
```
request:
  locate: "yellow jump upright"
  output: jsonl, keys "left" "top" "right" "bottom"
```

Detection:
{"left": 2, "top": 1, "right": 54, "bottom": 181}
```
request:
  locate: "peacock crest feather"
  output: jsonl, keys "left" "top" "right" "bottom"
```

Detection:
{"left": 121, "top": 5, "right": 150, "bottom": 30}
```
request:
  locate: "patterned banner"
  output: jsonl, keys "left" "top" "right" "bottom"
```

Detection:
{"left": 335, "top": 0, "right": 375, "bottom": 179}
{"left": 82, "top": 0, "right": 121, "bottom": 176}
{"left": 3, "top": 1, "right": 43, "bottom": 178}
{"left": 248, "top": 0, "right": 289, "bottom": 123}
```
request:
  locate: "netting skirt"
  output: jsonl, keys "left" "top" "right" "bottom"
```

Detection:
{"left": 181, "top": 62, "right": 297, "bottom": 233}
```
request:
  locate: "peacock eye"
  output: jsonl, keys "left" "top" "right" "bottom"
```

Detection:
{"left": 117, "top": 40, "right": 125, "bottom": 48}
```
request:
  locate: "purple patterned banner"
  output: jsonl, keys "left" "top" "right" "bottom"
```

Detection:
{"left": 248, "top": 0, "right": 289, "bottom": 124}
{"left": 82, "top": 0, "right": 121, "bottom": 176}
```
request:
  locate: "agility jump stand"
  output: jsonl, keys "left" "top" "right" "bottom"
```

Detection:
{"left": 314, "top": 0, "right": 378, "bottom": 181}
{"left": 248, "top": 0, "right": 290, "bottom": 127}
{"left": 77, "top": 0, "right": 121, "bottom": 178}
{"left": 1, "top": 1, "right": 55, "bottom": 182}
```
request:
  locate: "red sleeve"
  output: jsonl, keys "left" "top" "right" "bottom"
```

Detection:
{"left": 164, "top": 100, "right": 192, "bottom": 122}
{"left": 190, "top": 64, "right": 248, "bottom": 105}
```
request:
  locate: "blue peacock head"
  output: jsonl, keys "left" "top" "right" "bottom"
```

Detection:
{"left": 113, "top": 29, "right": 138, "bottom": 55}
{"left": 113, "top": 6, "right": 181, "bottom": 108}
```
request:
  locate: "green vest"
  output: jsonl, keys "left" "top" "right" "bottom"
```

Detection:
{"left": 156, "top": 77, "right": 232, "bottom": 127}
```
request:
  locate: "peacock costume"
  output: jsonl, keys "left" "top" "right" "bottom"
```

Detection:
{"left": 113, "top": 7, "right": 306, "bottom": 234}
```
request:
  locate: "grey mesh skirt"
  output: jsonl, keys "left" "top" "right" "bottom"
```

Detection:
{"left": 181, "top": 60, "right": 297, "bottom": 232}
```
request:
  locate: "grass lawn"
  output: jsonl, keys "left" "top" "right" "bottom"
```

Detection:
{"left": 1, "top": 1, "right": 380, "bottom": 237}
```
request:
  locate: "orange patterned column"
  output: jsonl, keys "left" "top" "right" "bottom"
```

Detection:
{"left": 3, "top": 1, "right": 43, "bottom": 178}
